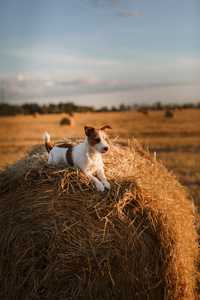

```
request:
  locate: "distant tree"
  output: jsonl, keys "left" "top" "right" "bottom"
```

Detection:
{"left": 97, "top": 106, "right": 109, "bottom": 112}
{"left": 182, "top": 103, "right": 196, "bottom": 109}
{"left": 153, "top": 101, "right": 164, "bottom": 110}
{"left": 111, "top": 106, "right": 117, "bottom": 111}
{"left": 21, "top": 103, "right": 44, "bottom": 115}
{"left": 119, "top": 104, "right": 126, "bottom": 111}
{"left": 0, "top": 104, "right": 22, "bottom": 115}
{"left": 119, "top": 104, "right": 131, "bottom": 111}
{"left": 63, "top": 102, "right": 76, "bottom": 114}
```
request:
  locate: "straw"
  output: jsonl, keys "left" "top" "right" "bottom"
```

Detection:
{"left": 0, "top": 139, "right": 199, "bottom": 299}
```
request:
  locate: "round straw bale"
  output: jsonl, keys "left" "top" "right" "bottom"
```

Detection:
{"left": 0, "top": 139, "right": 199, "bottom": 299}
{"left": 140, "top": 107, "right": 150, "bottom": 115}
{"left": 33, "top": 112, "right": 40, "bottom": 118}
{"left": 165, "top": 109, "right": 175, "bottom": 118}
{"left": 60, "top": 117, "right": 75, "bottom": 126}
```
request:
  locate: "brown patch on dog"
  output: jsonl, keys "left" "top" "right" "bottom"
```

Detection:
{"left": 66, "top": 146, "right": 74, "bottom": 166}
{"left": 87, "top": 129, "right": 101, "bottom": 147}
{"left": 57, "top": 143, "right": 74, "bottom": 166}
{"left": 45, "top": 141, "right": 53, "bottom": 153}
{"left": 84, "top": 125, "right": 111, "bottom": 147}
{"left": 84, "top": 126, "right": 95, "bottom": 137}
{"left": 100, "top": 125, "right": 112, "bottom": 133}
{"left": 57, "top": 143, "right": 75, "bottom": 149}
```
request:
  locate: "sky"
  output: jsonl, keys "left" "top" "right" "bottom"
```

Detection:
{"left": 0, "top": 0, "right": 200, "bottom": 109}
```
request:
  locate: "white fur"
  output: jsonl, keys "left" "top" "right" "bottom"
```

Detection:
{"left": 48, "top": 147, "right": 68, "bottom": 165}
{"left": 44, "top": 131, "right": 110, "bottom": 192}
{"left": 44, "top": 131, "right": 50, "bottom": 143}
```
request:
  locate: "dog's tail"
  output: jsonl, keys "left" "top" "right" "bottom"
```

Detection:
{"left": 44, "top": 132, "right": 53, "bottom": 153}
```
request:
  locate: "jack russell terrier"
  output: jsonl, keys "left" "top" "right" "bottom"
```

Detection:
{"left": 44, "top": 125, "right": 111, "bottom": 191}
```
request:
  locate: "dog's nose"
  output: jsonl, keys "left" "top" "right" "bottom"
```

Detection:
{"left": 104, "top": 146, "right": 109, "bottom": 152}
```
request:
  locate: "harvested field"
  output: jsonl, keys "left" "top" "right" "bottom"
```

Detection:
{"left": 0, "top": 108, "right": 199, "bottom": 212}
{"left": 0, "top": 139, "right": 199, "bottom": 299}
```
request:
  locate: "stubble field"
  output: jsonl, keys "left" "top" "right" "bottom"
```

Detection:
{"left": 0, "top": 108, "right": 200, "bottom": 220}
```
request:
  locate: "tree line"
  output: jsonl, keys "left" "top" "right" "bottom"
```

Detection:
{"left": 0, "top": 101, "right": 199, "bottom": 116}
{"left": 0, "top": 102, "right": 95, "bottom": 116}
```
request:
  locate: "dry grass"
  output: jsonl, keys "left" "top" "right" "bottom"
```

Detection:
{"left": 0, "top": 139, "right": 199, "bottom": 299}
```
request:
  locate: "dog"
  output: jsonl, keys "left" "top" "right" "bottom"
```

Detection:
{"left": 44, "top": 125, "right": 111, "bottom": 191}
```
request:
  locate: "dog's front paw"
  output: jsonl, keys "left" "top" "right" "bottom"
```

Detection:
{"left": 95, "top": 181, "right": 105, "bottom": 192}
{"left": 103, "top": 180, "right": 110, "bottom": 190}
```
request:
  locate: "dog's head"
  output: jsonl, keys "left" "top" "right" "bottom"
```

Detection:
{"left": 84, "top": 125, "right": 112, "bottom": 153}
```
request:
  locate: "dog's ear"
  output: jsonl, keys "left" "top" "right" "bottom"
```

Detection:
{"left": 84, "top": 126, "right": 95, "bottom": 136}
{"left": 100, "top": 125, "right": 112, "bottom": 133}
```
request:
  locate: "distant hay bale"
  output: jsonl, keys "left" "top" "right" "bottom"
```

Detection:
{"left": 165, "top": 109, "right": 175, "bottom": 118}
{"left": 0, "top": 139, "right": 199, "bottom": 299}
{"left": 33, "top": 112, "right": 40, "bottom": 118}
{"left": 139, "top": 107, "right": 150, "bottom": 115}
{"left": 143, "top": 108, "right": 150, "bottom": 115}
{"left": 60, "top": 117, "right": 75, "bottom": 126}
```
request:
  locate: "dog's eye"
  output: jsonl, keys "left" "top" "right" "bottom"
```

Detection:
{"left": 94, "top": 138, "right": 100, "bottom": 143}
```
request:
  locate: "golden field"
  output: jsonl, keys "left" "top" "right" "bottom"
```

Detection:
{"left": 0, "top": 108, "right": 200, "bottom": 212}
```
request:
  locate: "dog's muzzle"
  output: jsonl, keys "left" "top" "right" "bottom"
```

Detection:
{"left": 101, "top": 146, "right": 109, "bottom": 153}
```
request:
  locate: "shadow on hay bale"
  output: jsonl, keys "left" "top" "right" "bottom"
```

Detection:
{"left": 0, "top": 139, "right": 199, "bottom": 299}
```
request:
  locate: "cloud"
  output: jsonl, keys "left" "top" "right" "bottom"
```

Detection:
{"left": 140, "top": 19, "right": 155, "bottom": 25}
{"left": 117, "top": 10, "right": 141, "bottom": 18}
{"left": 1, "top": 74, "right": 199, "bottom": 105}
{"left": 17, "top": 75, "right": 25, "bottom": 81}
{"left": 7, "top": 49, "right": 122, "bottom": 68}
{"left": 88, "top": 0, "right": 122, "bottom": 8}
{"left": 171, "top": 14, "right": 179, "bottom": 19}
{"left": 0, "top": 76, "right": 55, "bottom": 99}
{"left": 82, "top": 76, "right": 100, "bottom": 85}
{"left": 88, "top": 0, "right": 141, "bottom": 20}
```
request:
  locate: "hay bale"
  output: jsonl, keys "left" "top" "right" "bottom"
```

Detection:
{"left": 141, "top": 108, "right": 150, "bottom": 115}
{"left": 33, "top": 112, "right": 40, "bottom": 118}
{"left": 0, "top": 139, "right": 199, "bottom": 299}
{"left": 165, "top": 109, "right": 175, "bottom": 118}
{"left": 60, "top": 117, "right": 75, "bottom": 126}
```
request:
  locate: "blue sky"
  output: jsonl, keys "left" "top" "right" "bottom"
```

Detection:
{"left": 0, "top": 0, "right": 199, "bottom": 108}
